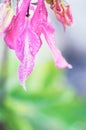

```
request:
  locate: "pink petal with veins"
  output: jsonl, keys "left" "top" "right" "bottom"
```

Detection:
{"left": 18, "top": 21, "right": 42, "bottom": 87}
{"left": 31, "top": 0, "right": 72, "bottom": 68}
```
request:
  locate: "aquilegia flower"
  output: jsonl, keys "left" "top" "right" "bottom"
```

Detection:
{"left": 0, "top": 0, "right": 73, "bottom": 89}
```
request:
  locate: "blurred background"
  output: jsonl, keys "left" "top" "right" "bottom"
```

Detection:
{"left": 0, "top": 0, "right": 86, "bottom": 130}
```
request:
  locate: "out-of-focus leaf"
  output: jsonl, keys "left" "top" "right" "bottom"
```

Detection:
{"left": 0, "top": 49, "right": 86, "bottom": 130}
{"left": 1, "top": 61, "right": 85, "bottom": 130}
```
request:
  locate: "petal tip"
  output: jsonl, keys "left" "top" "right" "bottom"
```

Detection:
{"left": 21, "top": 81, "right": 27, "bottom": 91}
{"left": 67, "top": 64, "right": 72, "bottom": 69}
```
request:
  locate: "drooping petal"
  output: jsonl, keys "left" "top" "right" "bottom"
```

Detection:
{"left": 4, "top": 0, "right": 32, "bottom": 88}
{"left": 4, "top": 0, "right": 31, "bottom": 49}
{"left": 31, "top": 0, "right": 72, "bottom": 68}
{"left": 42, "top": 23, "right": 72, "bottom": 68}
{"left": 4, "top": 0, "right": 42, "bottom": 88}
{"left": 18, "top": 22, "right": 42, "bottom": 87}
{"left": 18, "top": 27, "right": 34, "bottom": 89}
{"left": 50, "top": 0, "right": 73, "bottom": 27}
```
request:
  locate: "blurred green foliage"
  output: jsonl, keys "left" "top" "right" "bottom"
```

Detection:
{"left": 0, "top": 50, "right": 86, "bottom": 130}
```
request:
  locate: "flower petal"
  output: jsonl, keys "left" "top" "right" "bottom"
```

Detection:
{"left": 18, "top": 31, "right": 34, "bottom": 88}
{"left": 42, "top": 23, "right": 72, "bottom": 68}
{"left": 4, "top": 0, "right": 31, "bottom": 49}
{"left": 18, "top": 24, "right": 42, "bottom": 88}
{"left": 50, "top": 0, "right": 73, "bottom": 27}
{"left": 31, "top": 0, "right": 72, "bottom": 68}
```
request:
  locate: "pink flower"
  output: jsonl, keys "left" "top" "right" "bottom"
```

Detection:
{"left": 50, "top": 0, "right": 73, "bottom": 27}
{"left": 4, "top": 0, "right": 72, "bottom": 89}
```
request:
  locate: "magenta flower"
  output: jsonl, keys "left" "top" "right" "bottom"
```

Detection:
{"left": 4, "top": 0, "right": 72, "bottom": 89}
